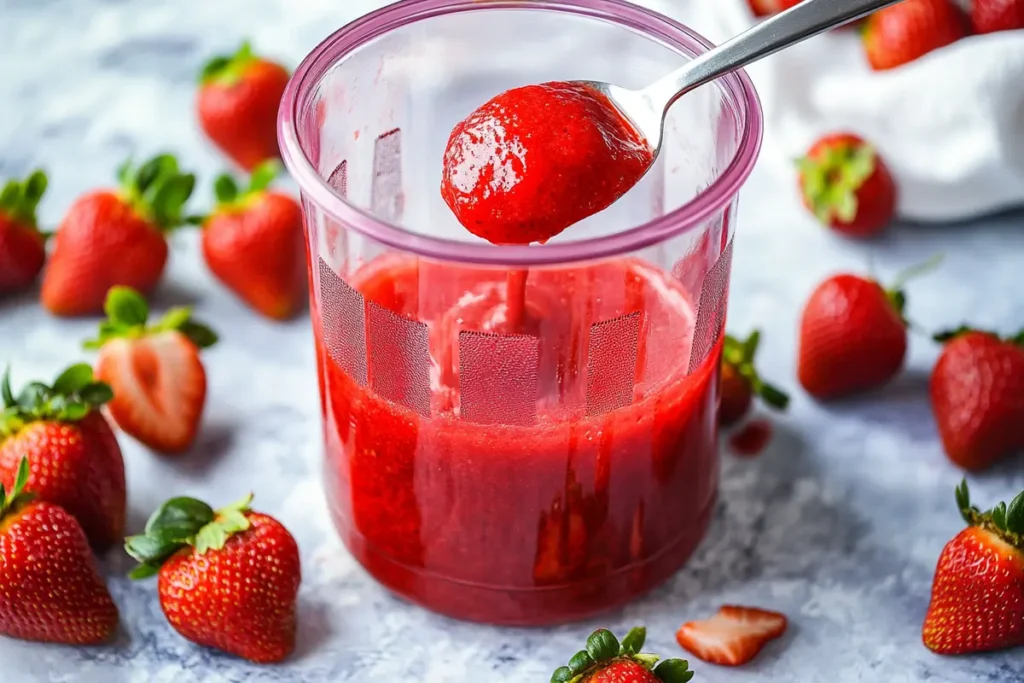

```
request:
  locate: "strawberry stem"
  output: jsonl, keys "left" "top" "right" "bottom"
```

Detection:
{"left": 723, "top": 331, "right": 790, "bottom": 412}
{"left": 0, "top": 169, "right": 47, "bottom": 229}
{"left": 0, "top": 364, "right": 112, "bottom": 437}
{"left": 955, "top": 480, "right": 1024, "bottom": 549}
{"left": 796, "top": 140, "right": 876, "bottom": 225}
{"left": 117, "top": 154, "right": 197, "bottom": 233}
{"left": 885, "top": 254, "right": 943, "bottom": 325}
{"left": 84, "top": 286, "right": 218, "bottom": 351}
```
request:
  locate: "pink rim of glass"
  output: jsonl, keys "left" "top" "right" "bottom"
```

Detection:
{"left": 277, "top": 0, "right": 764, "bottom": 267}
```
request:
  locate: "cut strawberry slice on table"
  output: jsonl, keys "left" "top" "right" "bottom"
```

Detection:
{"left": 676, "top": 605, "right": 788, "bottom": 666}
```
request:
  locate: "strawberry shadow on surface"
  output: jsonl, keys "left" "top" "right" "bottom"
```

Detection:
{"left": 813, "top": 367, "right": 937, "bottom": 443}
{"left": 171, "top": 419, "right": 236, "bottom": 478}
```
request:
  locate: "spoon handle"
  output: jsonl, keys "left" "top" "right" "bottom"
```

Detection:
{"left": 643, "top": 0, "right": 905, "bottom": 111}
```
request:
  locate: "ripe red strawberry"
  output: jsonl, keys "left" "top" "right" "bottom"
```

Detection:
{"left": 41, "top": 154, "right": 196, "bottom": 316}
{"left": 747, "top": 0, "right": 781, "bottom": 16}
{"left": 797, "top": 134, "right": 897, "bottom": 239}
{"left": 551, "top": 627, "right": 694, "bottom": 683}
{"left": 198, "top": 42, "right": 290, "bottom": 171}
{"left": 972, "top": 0, "right": 1024, "bottom": 34}
{"left": 0, "top": 364, "right": 124, "bottom": 549}
{"left": 797, "top": 257, "right": 940, "bottom": 400}
{"left": 85, "top": 286, "right": 218, "bottom": 454}
{"left": 929, "top": 327, "right": 1024, "bottom": 471}
{"left": 720, "top": 330, "right": 789, "bottom": 426}
{"left": 863, "top": 0, "right": 967, "bottom": 71}
{"left": 676, "top": 605, "right": 788, "bottom": 666}
{"left": 126, "top": 493, "right": 301, "bottom": 663}
{"left": 0, "top": 170, "right": 48, "bottom": 293}
{"left": 0, "top": 456, "right": 118, "bottom": 644}
{"left": 922, "top": 481, "right": 1024, "bottom": 655}
{"left": 201, "top": 162, "right": 306, "bottom": 320}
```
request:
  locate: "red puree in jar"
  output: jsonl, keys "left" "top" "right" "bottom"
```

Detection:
{"left": 318, "top": 254, "right": 721, "bottom": 625}
{"left": 440, "top": 82, "right": 653, "bottom": 245}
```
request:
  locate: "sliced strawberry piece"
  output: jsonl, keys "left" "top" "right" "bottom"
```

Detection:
{"left": 676, "top": 605, "right": 788, "bottom": 666}
{"left": 86, "top": 286, "right": 217, "bottom": 454}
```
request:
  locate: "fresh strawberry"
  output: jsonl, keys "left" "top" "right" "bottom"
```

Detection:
{"left": 551, "top": 627, "right": 694, "bottom": 683}
{"left": 720, "top": 330, "right": 789, "bottom": 426}
{"left": 922, "top": 481, "right": 1024, "bottom": 655}
{"left": 0, "top": 170, "right": 48, "bottom": 293}
{"left": 747, "top": 0, "right": 781, "bottom": 16}
{"left": 126, "top": 493, "right": 301, "bottom": 663}
{"left": 0, "top": 456, "right": 118, "bottom": 644}
{"left": 198, "top": 41, "right": 290, "bottom": 171}
{"left": 85, "top": 286, "right": 218, "bottom": 454}
{"left": 676, "top": 605, "right": 788, "bottom": 667}
{"left": 797, "top": 257, "right": 940, "bottom": 400}
{"left": 0, "top": 364, "right": 124, "bottom": 549}
{"left": 200, "top": 162, "right": 306, "bottom": 320}
{"left": 41, "top": 154, "right": 196, "bottom": 316}
{"left": 971, "top": 0, "right": 1024, "bottom": 33}
{"left": 863, "top": 0, "right": 967, "bottom": 71}
{"left": 797, "top": 134, "right": 897, "bottom": 239}
{"left": 930, "top": 327, "right": 1024, "bottom": 471}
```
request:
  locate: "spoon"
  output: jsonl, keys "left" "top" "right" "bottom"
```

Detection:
{"left": 585, "top": 0, "right": 905, "bottom": 154}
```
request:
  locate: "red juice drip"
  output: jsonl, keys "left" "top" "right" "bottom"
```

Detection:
{"left": 505, "top": 269, "right": 528, "bottom": 332}
{"left": 729, "top": 419, "right": 774, "bottom": 457}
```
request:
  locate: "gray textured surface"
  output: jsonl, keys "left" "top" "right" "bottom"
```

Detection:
{"left": 1, "top": 0, "right": 1023, "bottom": 681}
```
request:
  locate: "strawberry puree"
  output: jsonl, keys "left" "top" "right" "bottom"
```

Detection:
{"left": 318, "top": 255, "right": 722, "bottom": 625}
{"left": 440, "top": 82, "right": 652, "bottom": 245}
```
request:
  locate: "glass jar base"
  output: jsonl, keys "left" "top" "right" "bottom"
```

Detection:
{"left": 329, "top": 494, "right": 715, "bottom": 627}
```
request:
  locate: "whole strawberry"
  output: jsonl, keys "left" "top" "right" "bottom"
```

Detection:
{"left": 972, "top": 0, "right": 1024, "bottom": 33}
{"left": 922, "top": 481, "right": 1024, "bottom": 655}
{"left": 41, "top": 154, "right": 196, "bottom": 316}
{"left": 0, "top": 364, "right": 124, "bottom": 549}
{"left": 930, "top": 327, "right": 1024, "bottom": 471}
{"left": 0, "top": 456, "right": 118, "bottom": 644}
{"left": 126, "top": 493, "right": 301, "bottom": 663}
{"left": 863, "top": 0, "right": 967, "bottom": 71}
{"left": 798, "top": 257, "right": 940, "bottom": 400}
{"left": 0, "top": 170, "right": 48, "bottom": 293}
{"left": 720, "top": 331, "right": 789, "bottom": 426}
{"left": 551, "top": 627, "right": 694, "bottom": 683}
{"left": 198, "top": 41, "right": 290, "bottom": 171}
{"left": 85, "top": 286, "right": 218, "bottom": 454}
{"left": 797, "top": 134, "right": 897, "bottom": 239}
{"left": 201, "top": 162, "right": 306, "bottom": 320}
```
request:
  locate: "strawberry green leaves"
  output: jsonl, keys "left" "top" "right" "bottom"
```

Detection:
{"left": 550, "top": 627, "right": 695, "bottom": 683}
{"left": 126, "top": 494, "right": 255, "bottom": 579}
{"left": 0, "top": 456, "right": 34, "bottom": 522}
{"left": 118, "top": 154, "right": 197, "bottom": 232}
{"left": 723, "top": 331, "right": 790, "bottom": 411}
{"left": 956, "top": 480, "right": 1024, "bottom": 548}
{"left": 0, "top": 169, "right": 48, "bottom": 229}
{"left": 84, "top": 286, "right": 218, "bottom": 351}
{"left": 797, "top": 142, "right": 876, "bottom": 224}
{"left": 0, "top": 364, "right": 113, "bottom": 435}
{"left": 204, "top": 160, "right": 281, "bottom": 219}
{"left": 199, "top": 40, "right": 261, "bottom": 87}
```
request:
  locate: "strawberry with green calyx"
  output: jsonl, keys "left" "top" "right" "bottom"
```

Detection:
{"left": 85, "top": 286, "right": 217, "bottom": 454}
{"left": 797, "top": 134, "right": 896, "bottom": 239}
{"left": 930, "top": 326, "right": 1024, "bottom": 471}
{"left": 0, "top": 456, "right": 119, "bottom": 644}
{"left": 0, "top": 169, "right": 49, "bottom": 293}
{"left": 41, "top": 154, "right": 197, "bottom": 316}
{"left": 551, "top": 627, "right": 695, "bottom": 683}
{"left": 798, "top": 255, "right": 942, "bottom": 400}
{"left": 199, "top": 161, "right": 306, "bottom": 320}
{"left": 0, "top": 363, "right": 124, "bottom": 549}
{"left": 198, "top": 41, "right": 290, "bottom": 171}
{"left": 126, "top": 493, "right": 301, "bottom": 663}
{"left": 720, "top": 331, "right": 790, "bottom": 426}
{"left": 922, "top": 481, "right": 1024, "bottom": 655}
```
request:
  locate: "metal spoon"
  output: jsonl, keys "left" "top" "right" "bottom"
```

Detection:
{"left": 584, "top": 0, "right": 905, "bottom": 152}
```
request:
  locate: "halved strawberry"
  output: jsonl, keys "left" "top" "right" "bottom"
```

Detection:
{"left": 84, "top": 287, "right": 217, "bottom": 454}
{"left": 676, "top": 605, "right": 788, "bottom": 666}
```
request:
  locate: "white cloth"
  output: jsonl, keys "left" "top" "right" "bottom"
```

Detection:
{"left": 649, "top": 0, "right": 1024, "bottom": 222}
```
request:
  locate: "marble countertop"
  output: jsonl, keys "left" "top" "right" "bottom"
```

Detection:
{"left": 1, "top": 0, "right": 1023, "bottom": 681}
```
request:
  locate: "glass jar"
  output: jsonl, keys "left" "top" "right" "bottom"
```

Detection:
{"left": 279, "top": 0, "right": 762, "bottom": 626}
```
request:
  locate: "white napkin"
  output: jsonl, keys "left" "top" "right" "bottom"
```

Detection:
{"left": 647, "top": 0, "right": 1024, "bottom": 222}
